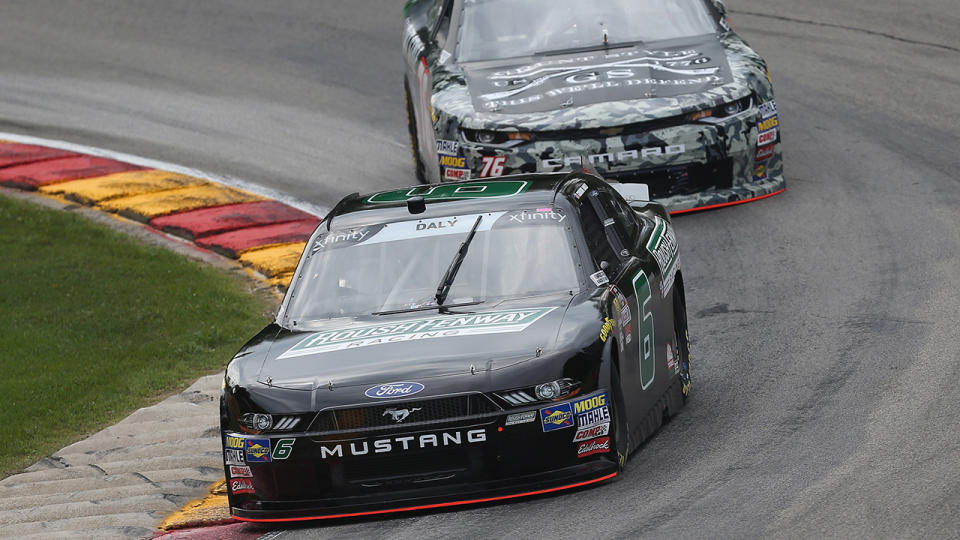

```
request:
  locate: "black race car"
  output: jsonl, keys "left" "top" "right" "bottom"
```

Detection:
{"left": 403, "top": 0, "right": 783, "bottom": 213}
{"left": 221, "top": 172, "right": 691, "bottom": 521}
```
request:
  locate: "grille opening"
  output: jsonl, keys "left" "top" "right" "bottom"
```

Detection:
{"left": 310, "top": 393, "right": 501, "bottom": 434}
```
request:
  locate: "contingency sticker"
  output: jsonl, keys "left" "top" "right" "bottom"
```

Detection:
{"left": 576, "top": 437, "right": 611, "bottom": 458}
{"left": 573, "top": 392, "right": 610, "bottom": 429}
{"left": 229, "top": 465, "right": 252, "bottom": 478}
{"left": 540, "top": 403, "right": 574, "bottom": 432}
{"left": 505, "top": 411, "right": 537, "bottom": 426}
{"left": 230, "top": 478, "right": 255, "bottom": 495}
{"left": 758, "top": 100, "right": 778, "bottom": 118}
{"left": 245, "top": 439, "right": 272, "bottom": 463}
{"left": 572, "top": 422, "right": 610, "bottom": 442}
{"left": 645, "top": 216, "right": 680, "bottom": 298}
{"left": 279, "top": 307, "right": 556, "bottom": 358}
{"left": 224, "top": 449, "right": 245, "bottom": 466}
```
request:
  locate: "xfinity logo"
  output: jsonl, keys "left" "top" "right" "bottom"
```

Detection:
{"left": 313, "top": 229, "right": 369, "bottom": 252}
{"left": 364, "top": 382, "right": 425, "bottom": 399}
{"left": 542, "top": 145, "right": 685, "bottom": 169}
{"left": 383, "top": 407, "right": 421, "bottom": 423}
{"left": 319, "top": 429, "right": 486, "bottom": 458}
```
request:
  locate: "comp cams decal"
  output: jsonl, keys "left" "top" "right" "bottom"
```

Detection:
{"left": 279, "top": 307, "right": 556, "bottom": 358}
{"left": 645, "top": 216, "right": 679, "bottom": 298}
{"left": 229, "top": 465, "right": 252, "bottom": 478}
{"left": 573, "top": 422, "right": 610, "bottom": 442}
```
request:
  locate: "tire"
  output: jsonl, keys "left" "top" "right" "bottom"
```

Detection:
{"left": 673, "top": 278, "right": 692, "bottom": 401}
{"left": 608, "top": 353, "right": 629, "bottom": 470}
{"left": 403, "top": 76, "right": 427, "bottom": 184}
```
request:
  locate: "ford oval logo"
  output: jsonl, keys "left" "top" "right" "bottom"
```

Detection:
{"left": 364, "top": 382, "right": 425, "bottom": 399}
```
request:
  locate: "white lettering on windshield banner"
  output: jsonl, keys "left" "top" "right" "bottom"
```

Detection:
{"left": 278, "top": 307, "right": 557, "bottom": 358}
{"left": 358, "top": 212, "right": 505, "bottom": 246}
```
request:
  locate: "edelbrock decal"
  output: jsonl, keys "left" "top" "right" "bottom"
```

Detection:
{"left": 645, "top": 216, "right": 680, "bottom": 298}
{"left": 364, "top": 382, "right": 425, "bottom": 399}
{"left": 279, "top": 307, "right": 557, "bottom": 358}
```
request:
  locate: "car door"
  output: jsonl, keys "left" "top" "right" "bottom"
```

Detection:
{"left": 575, "top": 183, "right": 659, "bottom": 424}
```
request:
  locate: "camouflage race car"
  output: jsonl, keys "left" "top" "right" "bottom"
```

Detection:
{"left": 402, "top": 0, "right": 784, "bottom": 213}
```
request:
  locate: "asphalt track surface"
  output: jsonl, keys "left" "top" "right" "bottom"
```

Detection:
{"left": 2, "top": 1, "right": 958, "bottom": 538}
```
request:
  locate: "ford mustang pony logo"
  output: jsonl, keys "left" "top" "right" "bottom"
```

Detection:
{"left": 383, "top": 407, "right": 422, "bottom": 423}
{"left": 364, "top": 382, "right": 425, "bottom": 399}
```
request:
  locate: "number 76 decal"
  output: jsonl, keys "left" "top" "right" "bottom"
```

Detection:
{"left": 480, "top": 156, "right": 506, "bottom": 177}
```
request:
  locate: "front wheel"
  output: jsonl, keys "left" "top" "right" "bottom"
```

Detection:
{"left": 673, "top": 280, "right": 692, "bottom": 400}
{"left": 403, "top": 76, "right": 427, "bottom": 184}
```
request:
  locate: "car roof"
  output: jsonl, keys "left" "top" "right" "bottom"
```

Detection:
{"left": 325, "top": 172, "right": 588, "bottom": 230}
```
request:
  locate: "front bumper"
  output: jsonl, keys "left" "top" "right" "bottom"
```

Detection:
{"left": 223, "top": 390, "right": 618, "bottom": 520}
{"left": 446, "top": 103, "right": 785, "bottom": 213}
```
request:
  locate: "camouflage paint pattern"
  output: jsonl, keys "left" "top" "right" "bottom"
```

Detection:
{"left": 402, "top": 0, "right": 783, "bottom": 211}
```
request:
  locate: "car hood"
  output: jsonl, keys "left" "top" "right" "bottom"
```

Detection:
{"left": 461, "top": 34, "right": 732, "bottom": 116}
{"left": 256, "top": 296, "right": 576, "bottom": 391}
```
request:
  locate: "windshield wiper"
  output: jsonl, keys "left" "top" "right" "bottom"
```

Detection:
{"left": 372, "top": 300, "right": 484, "bottom": 316}
{"left": 435, "top": 215, "right": 483, "bottom": 311}
{"left": 532, "top": 40, "right": 636, "bottom": 57}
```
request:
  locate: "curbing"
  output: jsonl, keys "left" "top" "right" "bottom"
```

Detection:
{"left": 0, "top": 135, "right": 328, "bottom": 538}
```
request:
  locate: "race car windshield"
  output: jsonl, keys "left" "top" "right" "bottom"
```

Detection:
{"left": 285, "top": 209, "right": 580, "bottom": 322}
{"left": 457, "top": 0, "right": 719, "bottom": 62}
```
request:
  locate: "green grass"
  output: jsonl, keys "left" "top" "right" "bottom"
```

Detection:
{"left": 0, "top": 194, "right": 273, "bottom": 478}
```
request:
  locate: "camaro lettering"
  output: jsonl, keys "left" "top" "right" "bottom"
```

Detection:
{"left": 319, "top": 429, "right": 486, "bottom": 458}
{"left": 542, "top": 145, "right": 684, "bottom": 169}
